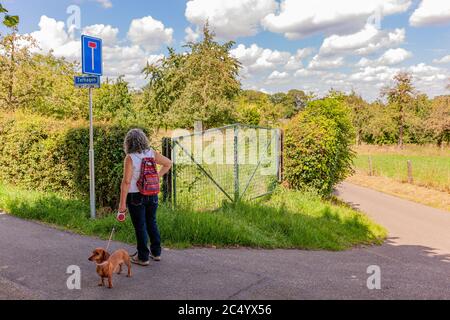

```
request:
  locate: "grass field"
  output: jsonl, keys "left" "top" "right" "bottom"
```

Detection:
{"left": 0, "top": 182, "right": 386, "bottom": 251}
{"left": 353, "top": 145, "right": 450, "bottom": 193}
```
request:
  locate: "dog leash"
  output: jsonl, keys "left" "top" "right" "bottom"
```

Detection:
{"left": 106, "top": 227, "right": 116, "bottom": 252}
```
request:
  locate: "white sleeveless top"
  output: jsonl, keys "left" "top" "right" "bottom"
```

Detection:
{"left": 128, "top": 149, "right": 156, "bottom": 193}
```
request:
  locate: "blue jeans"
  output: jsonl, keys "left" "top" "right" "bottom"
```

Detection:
{"left": 127, "top": 193, "right": 161, "bottom": 262}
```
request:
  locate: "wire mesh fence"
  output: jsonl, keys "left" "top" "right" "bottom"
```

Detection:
{"left": 162, "top": 124, "right": 282, "bottom": 211}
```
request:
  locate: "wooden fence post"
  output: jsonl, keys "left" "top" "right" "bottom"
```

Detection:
{"left": 279, "top": 129, "right": 284, "bottom": 183}
{"left": 368, "top": 156, "right": 373, "bottom": 176}
{"left": 407, "top": 160, "right": 413, "bottom": 184}
{"left": 233, "top": 125, "right": 239, "bottom": 203}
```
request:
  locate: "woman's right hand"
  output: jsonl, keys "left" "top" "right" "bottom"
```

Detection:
{"left": 118, "top": 203, "right": 127, "bottom": 214}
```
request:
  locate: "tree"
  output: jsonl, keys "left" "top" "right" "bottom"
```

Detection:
{"left": 235, "top": 99, "right": 261, "bottom": 125}
{"left": 143, "top": 24, "right": 241, "bottom": 129}
{"left": 407, "top": 93, "right": 432, "bottom": 144}
{"left": 382, "top": 72, "right": 415, "bottom": 149}
{"left": 236, "top": 90, "right": 283, "bottom": 126}
{"left": 427, "top": 96, "right": 450, "bottom": 147}
{"left": 94, "top": 76, "right": 132, "bottom": 121}
{"left": 363, "top": 100, "right": 398, "bottom": 145}
{"left": 0, "top": 32, "right": 87, "bottom": 118}
{"left": 0, "top": 32, "right": 39, "bottom": 110}
{"left": 27, "top": 53, "right": 87, "bottom": 119}
{"left": 0, "top": 3, "right": 19, "bottom": 28}
{"left": 269, "top": 89, "right": 310, "bottom": 119}
{"left": 344, "top": 91, "right": 371, "bottom": 145}
{"left": 287, "top": 89, "right": 310, "bottom": 114}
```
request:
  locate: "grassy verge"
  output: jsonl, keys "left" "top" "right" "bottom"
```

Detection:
{"left": 353, "top": 144, "right": 450, "bottom": 193}
{"left": 347, "top": 173, "right": 450, "bottom": 212}
{"left": 0, "top": 183, "right": 386, "bottom": 251}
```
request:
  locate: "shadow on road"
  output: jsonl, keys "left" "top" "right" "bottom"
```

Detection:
{"left": 0, "top": 213, "right": 450, "bottom": 299}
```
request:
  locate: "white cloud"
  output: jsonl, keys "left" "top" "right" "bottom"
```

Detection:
{"left": 350, "top": 65, "right": 399, "bottom": 82}
{"left": 294, "top": 68, "right": 326, "bottom": 78}
{"left": 409, "top": 62, "right": 439, "bottom": 75}
{"left": 230, "top": 44, "right": 291, "bottom": 74}
{"left": 356, "top": 58, "right": 371, "bottom": 67}
{"left": 262, "top": 0, "right": 412, "bottom": 39}
{"left": 185, "top": 0, "right": 277, "bottom": 39}
{"left": 284, "top": 48, "right": 314, "bottom": 70}
{"left": 103, "top": 45, "right": 164, "bottom": 79}
{"left": 51, "top": 40, "right": 80, "bottom": 60}
{"left": 127, "top": 16, "right": 173, "bottom": 52}
{"left": 379, "top": 48, "right": 412, "bottom": 65}
{"left": 378, "top": 48, "right": 412, "bottom": 65}
{"left": 267, "top": 70, "right": 289, "bottom": 80}
{"left": 308, "top": 55, "right": 345, "bottom": 69}
{"left": 184, "top": 26, "right": 200, "bottom": 43}
{"left": 30, "top": 16, "right": 69, "bottom": 53}
{"left": 319, "top": 24, "right": 405, "bottom": 56}
{"left": 410, "top": 0, "right": 450, "bottom": 27}
{"left": 407, "top": 63, "right": 449, "bottom": 98}
{"left": 357, "top": 48, "right": 412, "bottom": 66}
{"left": 95, "top": 0, "right": 113, "bottom": 9}
{"left": 345, "top": 62, "right": 449, "bottom": 100}
{"left": 433, "top": 54, "right": 450, "bottom": 64}
{"left": 82, "top": 24, "right": 119, "bottom": 45}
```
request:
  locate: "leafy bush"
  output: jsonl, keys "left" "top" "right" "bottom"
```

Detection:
{"left": 0, "top": 112, "right": 155, "bottom": 209}
{"left": 284, "top": 97, "right": 355, "bottom": 196}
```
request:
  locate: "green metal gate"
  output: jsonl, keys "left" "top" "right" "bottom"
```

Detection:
{"left": 162, "top": 124, "right": 282, "bottom": 211}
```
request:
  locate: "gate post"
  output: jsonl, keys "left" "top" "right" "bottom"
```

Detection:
{"left": 161, "top": 137, "right": 172, "bottom": 205}
{"left": 233, "top": 125, "right": 239, "bottom": 203}
{"left": 278, "top": 129, "right": 284, "bottom": 183}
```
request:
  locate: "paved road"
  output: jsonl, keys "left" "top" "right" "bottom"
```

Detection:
{"left": 336, "top": 182, "right": 450, "bottom": 256}
{"left": 0, "top": 183, "right": 449, "bottom": 300}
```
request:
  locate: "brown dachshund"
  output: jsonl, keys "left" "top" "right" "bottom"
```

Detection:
{"left": 88, "top": 248, "right": 132, "bottom": 289}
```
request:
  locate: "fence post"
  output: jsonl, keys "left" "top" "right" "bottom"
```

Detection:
{"left": 234, "top": 125, "right": 239, "bottom": 203}
{"left": 161, "top": 137, "right": 172, "bottom": 205}
{"left": 172, "top": 139, "right": 177, "bottom": 208}
{"left": 407, "top": 160, "right": 413, "bottom": 184}
{"left": 368, "top": 156, "right": 373, "bottom": 176}
{"left": 278, "top": 129, "right": 284, "bottom": 183}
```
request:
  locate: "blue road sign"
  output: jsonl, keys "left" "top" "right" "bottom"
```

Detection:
{"left": 82, "top": 35, "right": 103, "bottom": 76}
{"left": 74, "top": 76, "right": 101, "bottom": 88}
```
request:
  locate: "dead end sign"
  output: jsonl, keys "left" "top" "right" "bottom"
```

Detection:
{"left": 81, "top": 35, "right": 103, "bottom": 76}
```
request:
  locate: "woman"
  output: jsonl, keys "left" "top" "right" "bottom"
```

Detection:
{"left": 118, "top": 129, "right": 172, "bottom": 266}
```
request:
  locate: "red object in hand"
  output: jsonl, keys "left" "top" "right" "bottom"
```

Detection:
{"left": 117, "top": 211, "right": 126, "bottom": 223}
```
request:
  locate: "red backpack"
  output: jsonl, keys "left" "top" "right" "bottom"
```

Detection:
{"left": 137, "top": 157, "right": 160, "bottom": 196}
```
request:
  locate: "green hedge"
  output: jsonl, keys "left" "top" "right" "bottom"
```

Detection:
{"left": 284, "top": 98, "right": 355, "bottom": 196}
{"left": 0, "top": 112, "right": 155, "bottom": 209}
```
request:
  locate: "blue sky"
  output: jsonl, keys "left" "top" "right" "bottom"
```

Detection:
{"left": 2, "top": 0, "right": 450, "bottom": 100}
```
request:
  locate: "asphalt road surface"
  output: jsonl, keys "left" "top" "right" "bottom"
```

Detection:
{"left": 0, "top": 182, "right": 449, "bottom": 300}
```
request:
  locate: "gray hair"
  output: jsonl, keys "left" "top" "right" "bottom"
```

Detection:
{"left": 124, "top": 129, "right": 150, "bottom": 154}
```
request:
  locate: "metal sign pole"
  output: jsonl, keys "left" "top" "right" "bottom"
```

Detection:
{"left": 88, "top": 87, "right": 96, "bottom": 219}
{"left": 81, "top": 35, "right": 102, "bottom": 219}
